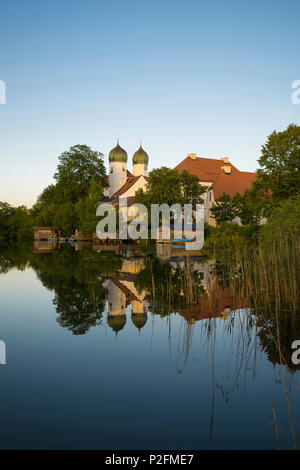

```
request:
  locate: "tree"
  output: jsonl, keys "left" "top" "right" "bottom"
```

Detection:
{"left": 136, "top": 167, "right": 183, "bottom": 208}
{"left": 30, "top": 245, "right": 122, "bottom": 335}
{"left": 54, "top": 145, "right": 107, "bottom": 203}
{"left": 0, "top": 202, "right": 33, "bottom": 241}
{"left": 76, "top": 180, "right": 105, "bottom": 236}
{"left": 0, "top": 202, "right": 15, "bottom": 240}
{"left": 135, "top": 167, "right": 205, "bottom": 209}
{"left": 53, "top": 202, "right": 78, "bottom": 236}
{"left": 210, "top": 193, "right": 238, "bottom": 224}
{"left": 8, "top": 205, "right": 34, "bottom": 241}
{"left": 34, "top": 184, "right": 58, "bottom": 209}
{"left": 34, "top": 203, "right": 59, "bottom": 227}
{"left": 259, "top": 193, "right": 300, "bottom": 246}
{"left": 256, "top": 123, "right": 300, "bottom": 202}
{"left": 180, "top": 169, "right": 206, "bottom": 208}
{"left": 210, "top": 189, "right": 264, "bottom": 227}
{"left": 233, "top": 190, "right": 263, "bottom": 225}
{"left": 31, "top": 144, "right": 107, "bottom": 231}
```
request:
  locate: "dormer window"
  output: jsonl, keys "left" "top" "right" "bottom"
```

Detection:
{"left": 222, "top": 165, "right": 232, "bottom": 175}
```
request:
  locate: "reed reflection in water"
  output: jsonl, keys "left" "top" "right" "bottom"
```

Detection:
{"left": 0, "top": 240, "right": 299, "bottom": 449}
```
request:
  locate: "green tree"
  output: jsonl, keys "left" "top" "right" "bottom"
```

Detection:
{"left": 0, "top": 202, "right": 33, "bottom": 241}
{"left": 233, "top": 190, "right": 263, "bottom": 225}
{"left": 9, "top": 205, "right": 34, "bottom": 241}
{"left": 210, "top": 193, "right": 238, "bottom": 224}
{"left": 259, "top": 193, "right": 300, "bottom": 246}
{"left": 0, "top": 202, "right": 15, "bottom": 240}
{"left": 135, "top": 167, "right": 205, "bottom": 209}
{"left": 180, "top": 169, "right": 206, "bottom": 208}
{"left": 210, "top": 190, "right": 264, "bottom": 227}
{"left": 29, "top": 245, "right": 122, "bottom": 335}
{"left": 32, "top": 185, "right": 58, "bottom": 216}
{"left": 54, "top": 145, "right": 107, "bottom": 203}
{"left": 136, "top": 167, "right": 183, "bottom": 208}
{"left": 34, "top": 203, "right": 59, "bottom": 227}
{"left": 76, "top": 180, "right": 104, "bottom": 236}
{"left": 53, "top": 202, "right": 78, "bottom": 236}
{"left": 256, "top": 123, "right": 300, "bottom": 202}
{"left": 36, "top": 184, "right": 57, "bottom": 207}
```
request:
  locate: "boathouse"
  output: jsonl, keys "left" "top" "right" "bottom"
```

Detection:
{"left": 33, "top": 226, "right": 57, "bottom": 241}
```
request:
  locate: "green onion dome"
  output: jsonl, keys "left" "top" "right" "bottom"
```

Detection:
{"left": 131, "top": 312, "right": 147, "bottom": 330}
{"left": 109, "top": 141, "right": 128, "bottom": 163}
{"left": 132, "top": 144, "right": 149, "bottom": 165}
{"left": 107, "top": 314, "right": 126, "bottom": 333}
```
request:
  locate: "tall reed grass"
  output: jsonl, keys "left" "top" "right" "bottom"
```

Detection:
{"left": 218, "top": 232, "right": 300, "bottom": 315}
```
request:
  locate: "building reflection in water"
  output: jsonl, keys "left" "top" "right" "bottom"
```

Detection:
{"left": 156, "top": 244, "right": 248, "bottom": 323}
{"left": 33, "top": 240, "right": 249, "bottom": 334}
{"left": 33, "top": 240, "right": 57, "bottom": 254}
{"left": 99, "top": 243, "right": 249, "bottom": 334}
{"left": 102, "top": 256, "right": 147, "bottom": 334}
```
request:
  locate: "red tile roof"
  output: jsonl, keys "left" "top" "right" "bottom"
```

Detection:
{"left": 174, "top": 155, "right": 256, "bottom": 200}
{"left": 111, "top": 176, "right": 138, "bottom": 198}
{"left": 175, "top": 156, "right": 240, "bottom": 182}
{"left": 177, "top": 285, "right": 249, "bottom": 322}
{"left": 213, "top": 171, "right": 257, "bottom": 200}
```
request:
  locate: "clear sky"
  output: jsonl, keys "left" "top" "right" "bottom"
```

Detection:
{"left": 0, "top": 0, "right": 299, "bottom": 207}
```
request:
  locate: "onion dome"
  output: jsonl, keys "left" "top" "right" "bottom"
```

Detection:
{"left": 132, "top": 143, "right": 149, "bottom": 165}
{"left": 131, "top": 312, "right": 147, "bottom": 331}
{"left": 107, "top": 314, "right": 126, "bottom": 333}
{"left": 109, "top": 140, "right": 128, "bottom": 163}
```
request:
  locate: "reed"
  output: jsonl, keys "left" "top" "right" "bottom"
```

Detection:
{"left": 218, "top": 232, "right": 300, "bottom": 315}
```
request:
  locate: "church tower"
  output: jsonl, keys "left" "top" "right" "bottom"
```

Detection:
{"left": 132, "top": 143, "right": 149, "bottom": 177}
{"left": 108, "top": 140, "right": 128, "bottom": 198}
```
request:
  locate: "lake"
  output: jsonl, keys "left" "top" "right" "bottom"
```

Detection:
{"left": 0, "top": 242, "right": 299, "bottom": 449}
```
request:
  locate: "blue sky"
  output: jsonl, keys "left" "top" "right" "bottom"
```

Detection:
{"left": 0, "top": 0, "right": 299, "bottom": 206}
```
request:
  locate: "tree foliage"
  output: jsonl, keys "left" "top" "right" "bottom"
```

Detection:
{"left": 135, "top": 167, "right": 206, "bottom": 209}
{"left": 76, "top": 180, "right": 104, "bottom": 236}
{"left": 259, "top": 193, "right": 300, "bottom": 246}
{"left": 54, "top": 145, "right": 107, "bottom": 203}
{"left": 256, "top": 123, "right": 300, "bottom": 202}
{"left": 31, "top": 144, "right": 107, "bottom": 236}
{"left": 0, "top": 202, "right": 33, "bottom": 242}
{"left": 210, "top": 193, "right": 238, "bottom": 225}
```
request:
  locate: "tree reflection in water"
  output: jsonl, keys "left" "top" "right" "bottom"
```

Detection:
{"left": 1, "top": 241, "right": 300, "bottom": 448}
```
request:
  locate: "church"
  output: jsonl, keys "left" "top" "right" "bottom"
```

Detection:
{"left": 103, "top": 141, "right": 257, "bottom": 226}
{"left": 103, "top": 140, "right": 149, "bottom": 208}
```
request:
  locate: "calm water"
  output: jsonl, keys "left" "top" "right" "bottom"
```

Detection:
{"left": 0, "top": 242, "right": 299, "bottom": 450}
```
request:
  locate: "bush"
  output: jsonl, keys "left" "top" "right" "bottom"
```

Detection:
{"left": 259, "top": 194, "right": 300, "bottom": 246}
{"left": 204, "top": 221, "right": 259, "bottom": 248}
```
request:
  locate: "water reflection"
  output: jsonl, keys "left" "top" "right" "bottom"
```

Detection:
{"left": 2, "top": 242, "right": 300, "bottom": 349}
{"left": 0, "top": 241, "right": 300, "bottom": 449}
{"left": 26, "top": 241, "right": 300, "bottom": 375}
